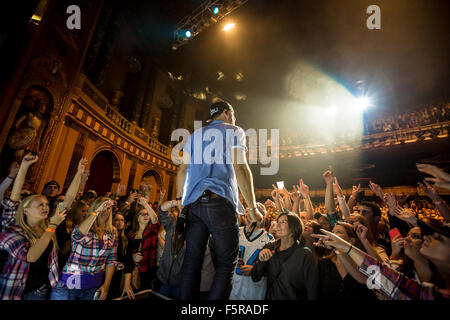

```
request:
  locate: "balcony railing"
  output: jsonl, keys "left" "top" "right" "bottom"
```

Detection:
{"left": 75, "top": 74, "right": 172, "bottom": 159}
{"left": 276, "top": 121, "right": 449, "bottom": 157}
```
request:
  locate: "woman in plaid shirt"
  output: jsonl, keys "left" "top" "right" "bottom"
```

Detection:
{"left": 50, "top": 197, "right": 118, "bottom": 300}
{"left": 0, "top": 194, "right": 67, "bottom": 300}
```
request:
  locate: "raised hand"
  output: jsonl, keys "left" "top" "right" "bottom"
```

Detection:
{"left": 289, "top": 188, "right": 301, "bottom": 202}
{"left": 21, "top": 153, "right": 39, "bottom": 167}
{"left": 383, "top": 192, "right": 398, "bottom": 209}
{"left": 351, "top": 184, "right": 361, "bottom": 198}
{"left": 159, "top": 189, "right": 166, "bottom": 201}
{"left": 77, "top": 157, "right": 88, "bottom": 173}
{"left": 417, "top": 163, "right": 450, "bottom": 183}
{"left": 50, "top": 207, "right": 67, "bottom": 226}
{"left": 264, "top": 199, "right": 276, "bottom": 208}
{"left": 391, "top": 236, "right": 405, "bottom": 257}
{"left": 8, "top": 162, "right": 19, "bottom": 178}
{"left": 322, "top": 166, "right": 334, "bottom": 185}
{"left": 140, "top": 182, "right": 152, "bottom": 192}
{"left": 271, "top": 184, "right": 281, "bottom": 200}
{"left": 312, "top": 228, "right": 351, "bottom": 252}
{"left": 259, "top": 248, "right": 274, "bottom": 262}
{"left": 96, "top": 199, "right": 115, "bottom": 215}
{"left": 128, "top": 191, "right": 138, "bottom": 202}
{"left": 332, "top": 177, "right": 344, "bottom": 197}
{"left": 418, "top": 180, "right": 441, "bottom": 203}
{"left": 369, "top": 181, "right": 383, "bottom": 198}
{"left": 298, "top": 179, "right": 310, "bottom": 198}
{"left": 137, "top": 197, "right": 149, "bottom": 207}
{"left": 354, "top": 222, "right": 368, "bottom": 240}
{"left": 115, "top": 184, "right": 126, "bottom": 195}
{"left": 391, "top": 206, "right": 417, "bottom": 225}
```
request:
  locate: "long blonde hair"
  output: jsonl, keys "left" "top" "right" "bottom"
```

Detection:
{"left": 16, "top": 194, "right": 57, "bottom": 247}
{"left": 88, "top": 197, "right": 114, "bottom": 235}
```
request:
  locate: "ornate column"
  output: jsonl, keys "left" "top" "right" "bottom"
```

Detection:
{"left": 92, "top": 2, "right": 121, "bottom": 87}
{"left": 83, "top": 0, "right": 116, "bottom": 77}
{"left": 150, "top": 116, "right": 161, "bottom": 139}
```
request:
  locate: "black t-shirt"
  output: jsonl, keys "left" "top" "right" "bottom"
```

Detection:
{"left": 318, "top": 258, "right": 377, "bottom": 300}
{"left": 23, "top": 241, "right": 52, "bottom": 294}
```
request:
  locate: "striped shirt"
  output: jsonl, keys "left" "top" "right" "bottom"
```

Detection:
{"left": 60, "top": 226, "right": 117, "bottom": 279}
{"left": 1, "top": 198, "right": 19, "bottom": 232}
{"left": 358, "top": 254, "right": 450, "bottom": 300}
{"left": 0, "top": 225, "right": 59, "bottom": 300}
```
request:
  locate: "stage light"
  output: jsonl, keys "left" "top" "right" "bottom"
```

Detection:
{"left": 354, "top": 96, "right": 372, "bottom": 110}
{"left": 185, "top": 30, "right": 192, "bottom": 38}
{"left": 222, "top": 23, "right": 235, "bottom": 31}
{"left": 325, "top": 105, "right": 337, "bottom": 116}
{"left": 213, "top": 6, "right": 219, "bottom": 14}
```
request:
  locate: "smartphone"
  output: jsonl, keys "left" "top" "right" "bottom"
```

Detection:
{"left": 93, "top": 291, "right": 100, "bottom": 300}
{"left": 58, "top": 202, "right": 66, "bottom": 212}
{"left": 276, "top": 181, "right": 284, "bottom": 190}
{"left": 388, "top": 228, "right": 402, "bottom": 240}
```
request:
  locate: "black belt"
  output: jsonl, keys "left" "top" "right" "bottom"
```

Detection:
{"left": 197, "top": 190, "right": 226, "bottom": 203}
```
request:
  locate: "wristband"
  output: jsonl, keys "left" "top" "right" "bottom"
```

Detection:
{"left": 7, "top": 176, "right": 14, "bottom": 180}
{"left": 434, "top": 200, "right": 442, "bottom": 205}
{"left": 49, "top": 223, "right": 58, "bottom": 227}
{"left": 90, "top": 211, "right": 98, "bottom": 217}
{"left": 346, "top": 245, "right": 353, "bottom": 255}
{"left": 175, "top": 197, "right": 182, "bottom": 201}
{"left": 45, "top": 228, "right": 56, "bottom": 233}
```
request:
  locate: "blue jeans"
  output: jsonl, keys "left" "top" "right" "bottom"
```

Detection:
{"left": 180, "top": 198, "right": 239, "bottom": 300}
{"left": 22, "top": 284, "right": 49, "bottom": 300}
{"left": 50, "top": 281, "right": 98, "bottom": 300}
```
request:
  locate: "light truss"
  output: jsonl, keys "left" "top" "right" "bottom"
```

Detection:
{"left": 172, "top": 0, "right": 248, "bottom": 50}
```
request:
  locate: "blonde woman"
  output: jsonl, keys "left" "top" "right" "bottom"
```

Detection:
{"left": 0, "top": 194, "right": 67, "bottom": 300}
{"left": 50, "top": 197, "right": 117, "bottom": 300}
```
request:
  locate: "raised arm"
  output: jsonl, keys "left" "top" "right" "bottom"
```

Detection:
{"left": 313, "top": 228, "right": 440, "bottom": 300}
{"left": 63, "top": 158, "right": 88, "bottom": 210}
{"left": 0, "top": 162, "right": 19, "bottom": 201}
{"left": 333, "top": 177, "right": 351, "bottom": 220}
{"left": 418, "top": 180, "right": 450, "bottom": 222}
{"left": 77, "top": 199, "right": 114, "bottom": 235}
{"left": 347, "top": 184, "right": 361, "bottom": 213}
{"left": 323, "top": 166, "right": 336, "bottom": 214}
{"left": 137, "top": 197, "right": 158, "bottom": 225}
{"left": 271, "top": 185, "right": 284, "bottom": 214}
{"left": 232, "top": 147, "right": 263, "bottom": 223}
{"left": 298, "top": 179, "right": 314, "bottom": 219}
{"left": 27, "top": 207, "right": 66, "bottom": 262}
{"left": 289, "top": 188, "right": 301, "bottom": 215}
{"left": 11, "top": 154, "right": 39, "bottom": 202}
{"left": 176, "top": 162, "right": 187, "bottom": 203}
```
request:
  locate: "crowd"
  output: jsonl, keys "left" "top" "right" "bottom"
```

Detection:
{"left": 364, "top": 103, "right": 450, "bottom": 135}
{"left": 0, "top": 152, "right": 449, "bottom": 300}
{"left": 280, "top": 103, "right": 450, "bottom": 146}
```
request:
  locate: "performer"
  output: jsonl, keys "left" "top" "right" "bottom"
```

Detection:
{"left": 176, "top": 100, "right": 263, "bottom": 300}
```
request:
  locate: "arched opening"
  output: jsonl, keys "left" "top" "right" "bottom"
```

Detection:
{"left": 142, "top": 169, "right": 163, "bottom": 204}
{"left": 84, "top": 150, "right": 120, "bottom": 196}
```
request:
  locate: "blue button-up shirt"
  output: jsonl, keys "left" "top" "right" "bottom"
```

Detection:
{"left": 182, "top": 120, "right": 247, "bottom": 209}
